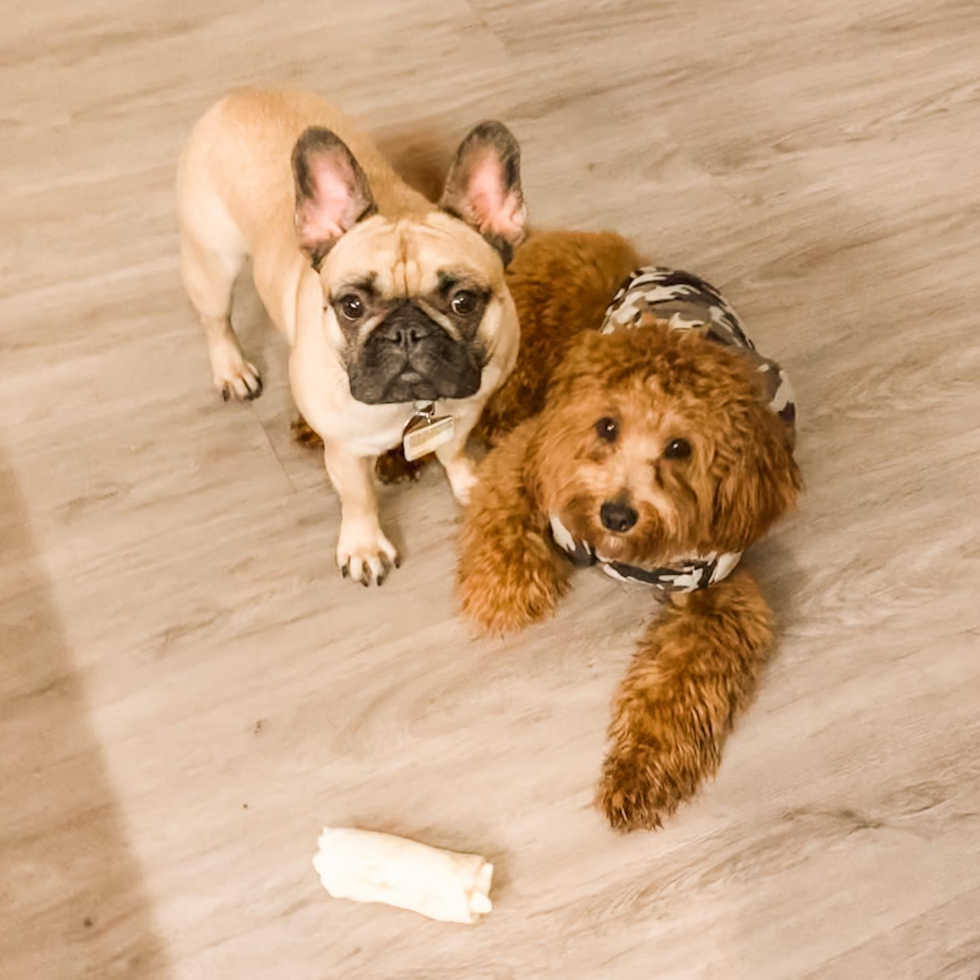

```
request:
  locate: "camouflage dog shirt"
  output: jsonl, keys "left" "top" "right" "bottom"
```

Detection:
{"left": 549, "top": 266, "right": 797, "bottom": 593}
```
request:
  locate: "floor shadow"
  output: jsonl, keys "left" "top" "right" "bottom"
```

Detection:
{"left": 375, "top": 124, "right": 455, "bottom": 202}
{"left": 0, "top": 445, "right": 172, "bottom": 979}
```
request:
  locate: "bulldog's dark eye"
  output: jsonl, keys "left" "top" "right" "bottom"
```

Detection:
{"left": 664, "top": 438, "right": 692, "bottom": 459}
{"left": 451, "top": 290, "right": 478, "bottom": 316}
{"left": 595, "top": 417, "right": 618, "bottom": 442}
{"left": 338, "top": 294, "right": 364, "bottom": 321}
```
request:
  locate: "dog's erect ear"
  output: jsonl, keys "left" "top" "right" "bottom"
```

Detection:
{"left": 440, "top": 121, "right": 526, "bottom": 263}
{"left": 712, "top": 407, "right": 802, "bottom": 552}
{"left": 292, "top": 127, "right": 376, "bottom": 268}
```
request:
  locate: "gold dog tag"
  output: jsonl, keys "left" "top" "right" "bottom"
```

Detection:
{"left": 403, "top": 402, "right": 455, "bottom": 461}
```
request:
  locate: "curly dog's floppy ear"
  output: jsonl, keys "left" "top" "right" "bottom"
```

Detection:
{"left": 712, "top": 401, "right": 802, "bottom": 552}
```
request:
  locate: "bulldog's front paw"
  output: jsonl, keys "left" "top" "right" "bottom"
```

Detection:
{"left": 211, "top": 345, "right": 262, "bottom": 402}
{"left": 336, "top": 521, "right": 400, "bottom": 587}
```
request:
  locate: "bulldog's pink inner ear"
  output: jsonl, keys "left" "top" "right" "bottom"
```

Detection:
{"left": 292, "top": 127, "right": 375, "bottom": 262}
{"left": 467, "top": 152, "right": 526, "bottom": 241}
{"left": 441, "top": 121, "right": 525, "bottom": 254}
{"left": 296, "top": 157, "right": 356, "bottom": 250}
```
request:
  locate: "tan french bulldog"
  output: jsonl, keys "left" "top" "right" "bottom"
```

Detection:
{"left": 177, "top": 90, "right": 525, "bottom": 585}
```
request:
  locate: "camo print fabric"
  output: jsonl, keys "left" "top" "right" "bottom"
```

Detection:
{"left": 549, "top": 512, "right": 743, "bottom": 593}
{"left": 600, "top": 266, "right": 797, "bottom": 433}
{"left": 548, "top": 267, "right": 797, "bottom": 593}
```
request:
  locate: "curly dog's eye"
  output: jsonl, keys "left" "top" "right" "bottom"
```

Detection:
{"left": 664, "top": 438, "right": 691, "bottom": 460}
{"left": 595, "top": 417, "right": 618, "bottom": 442}
{"left": 338, "top": 294, "right": 364, "bottom": 321}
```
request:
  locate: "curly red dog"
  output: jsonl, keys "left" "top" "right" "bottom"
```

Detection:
{"left": 458, "top": 230, "right": 802, "bottom": 831}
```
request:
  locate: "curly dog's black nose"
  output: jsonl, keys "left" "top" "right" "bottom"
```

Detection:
{"left": 600, "top": 500, "right": 638, "bottom": 532}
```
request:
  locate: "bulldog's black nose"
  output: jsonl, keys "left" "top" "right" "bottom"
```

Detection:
{"left": 384, "top": 325, "right": 427, "bottom": 347}
{"left": 378, "top": 305, "right": 436, "bottom": 348}
{"left": 600, "top": 500, "right": 638, "bottom": 532}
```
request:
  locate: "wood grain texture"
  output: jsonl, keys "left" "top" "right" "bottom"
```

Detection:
{"left": 1, "top": 0, "right": 978, "bottom": 977}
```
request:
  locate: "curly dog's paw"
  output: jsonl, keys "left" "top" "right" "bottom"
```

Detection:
{"left": 458, "top": 565, "right": 562, "bottom": 635}
{"left": 375, "top": 448, "right": 429, "bottom": 485}
{"left": 291, "top": 414, "right": 324, "bottom": 450}
{"left": 598, "top": 744, "right": 683, "bottom": 832}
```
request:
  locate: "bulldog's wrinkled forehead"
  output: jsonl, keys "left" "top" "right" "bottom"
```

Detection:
{"left": 320, "top": 211, "right": 503, "bottom": 298}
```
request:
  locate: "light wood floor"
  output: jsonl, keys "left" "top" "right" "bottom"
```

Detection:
{"left": 2, "top": 1, "right": 979, "bottom": 977}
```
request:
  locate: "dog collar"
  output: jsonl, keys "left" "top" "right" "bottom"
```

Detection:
{"left": 548, "top": 513, "right": 742, "bottom": 593}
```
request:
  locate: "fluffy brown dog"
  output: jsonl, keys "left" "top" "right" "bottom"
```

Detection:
{"left": 457, "top": 230, "right": 802, "bottom": 831}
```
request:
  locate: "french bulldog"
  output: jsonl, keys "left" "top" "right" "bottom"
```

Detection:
{"left": 177, "top": 89, "right": 525, "bottom": 585}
